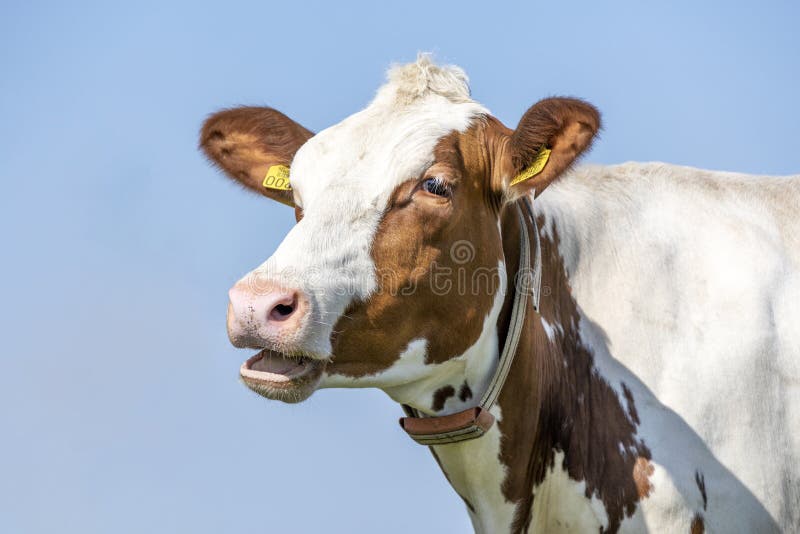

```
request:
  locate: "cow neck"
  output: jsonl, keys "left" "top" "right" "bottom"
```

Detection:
{"left": 398, "top": 197, "right": 540, "bottom": 445}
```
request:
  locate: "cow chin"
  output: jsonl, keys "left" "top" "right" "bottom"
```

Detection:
{"left": 239, "top": 349, "right": 327, "bottom": 403}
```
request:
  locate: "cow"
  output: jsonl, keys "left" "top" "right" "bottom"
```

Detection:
{"left": 200, "top": 55, "right": 800, "bottom": 533}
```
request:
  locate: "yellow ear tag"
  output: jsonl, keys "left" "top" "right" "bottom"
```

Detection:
{"left": 510, "top": 147, "right": 551, "bottom": 186}
{"left": 262, "top": 165, "right": 292, "bottom": 191}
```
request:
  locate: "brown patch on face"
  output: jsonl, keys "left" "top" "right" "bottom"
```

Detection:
{"left": 431, "top": 385, "right": 456, "bottom": 412}
{"left": 490, "top": 216, "right": 653, "bottom": 534}
{"left": 326, "top": 120, "right": 511, "bottom": 379}
{"left": 690, "top": 514, "right": 705, "bottom": 534}
{"left": 458, "top": 381, "right": 473, "bottom": 402}
{"left": 695, "top": 471, "right": 708, "bottom": 510}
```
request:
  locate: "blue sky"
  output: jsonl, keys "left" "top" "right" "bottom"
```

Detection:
{"left": 1, "top": 1, "right": 798, "bottom": 532}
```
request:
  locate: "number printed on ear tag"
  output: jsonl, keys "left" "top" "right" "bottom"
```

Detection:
{"left": 262, "top": 165, "right": 292, "bottom": 191}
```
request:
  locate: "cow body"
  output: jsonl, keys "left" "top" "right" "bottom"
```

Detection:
{"left": 201, "top": 56, "right": 799, "bottom": 532}
{"left": 552, "top": 163, "right": 800, "bottom": 532}
{"left": 432, "top": 163, "right": 800, "bottom": 532}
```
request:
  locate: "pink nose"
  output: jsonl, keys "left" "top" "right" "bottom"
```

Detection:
{"left": 227, "top": 278, "right": 308, "bottom": 348}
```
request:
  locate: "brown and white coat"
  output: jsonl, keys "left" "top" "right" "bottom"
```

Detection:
{"left": 201, "top": 56, "right": 800, "bottom": 532}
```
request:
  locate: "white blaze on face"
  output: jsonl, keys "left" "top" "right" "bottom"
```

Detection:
{"left": 240, "top": 57, "right": 488, "bottom": 357}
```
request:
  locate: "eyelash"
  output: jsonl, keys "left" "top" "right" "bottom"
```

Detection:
{"left": 421, "top": 176, "right": 451, "bottom": 197}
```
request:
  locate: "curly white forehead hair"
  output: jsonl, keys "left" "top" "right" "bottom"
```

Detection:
{"left": 379, "top": 53, "right": 476, "bottom": 105}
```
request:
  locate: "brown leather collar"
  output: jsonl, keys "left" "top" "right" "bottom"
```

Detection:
{"left": 399, "top": 198, "right": 539, "bottom": 445}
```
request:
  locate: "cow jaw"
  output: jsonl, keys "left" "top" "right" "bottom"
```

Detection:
{"left": 240, "top": 350, "right": 326, "bottom": 403}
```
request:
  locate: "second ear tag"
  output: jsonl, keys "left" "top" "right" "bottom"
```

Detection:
{"left": 510, "top": 146, "right": 551, "bottom": 186}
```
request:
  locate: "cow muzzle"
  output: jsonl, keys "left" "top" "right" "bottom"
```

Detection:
{"left": 227, "top": 278, "right": 310, "bottom": 348}
{"left": 227, "top": 277, "right": 326, "bottom": 402}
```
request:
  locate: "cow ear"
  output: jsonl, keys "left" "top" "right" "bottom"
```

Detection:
{"left": 497, "top": 98, "right": 600, "bottom": 202}
{"left": 200, "top": 107, "right": 313, "bottom": 207}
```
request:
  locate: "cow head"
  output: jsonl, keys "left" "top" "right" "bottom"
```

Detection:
{"left": 200, "top": 57, "right": 599, "bottom": 412}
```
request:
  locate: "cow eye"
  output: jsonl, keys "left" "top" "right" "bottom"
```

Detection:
{"left": 421, "top": 177, "right": 451, "bottom": 197}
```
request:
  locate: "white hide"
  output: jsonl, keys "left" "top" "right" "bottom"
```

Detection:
{"left": 432, "top": 406, "right": 518, "bottom": 534}
{"left": 530, "top": 452, "right": 613, "bottom": 533}
{"left": 537, "top": 162, "right": 800, "bottom": 531}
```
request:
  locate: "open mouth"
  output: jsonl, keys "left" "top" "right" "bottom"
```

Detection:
{"left": 240, "top": 349, "right": 325, "bottom": 402}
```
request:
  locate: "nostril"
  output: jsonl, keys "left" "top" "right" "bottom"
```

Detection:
{"left": 268, "top": 296, "right": 297, "bottom": 322}
{"left": 273, "top": 303, "right": 294, "bottom": 318}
